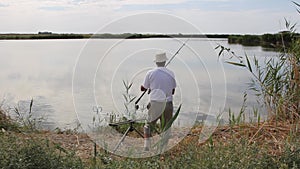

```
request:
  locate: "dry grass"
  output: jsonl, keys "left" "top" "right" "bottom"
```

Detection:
{"left": 44, "top": 120, "right": 300, "bottom": 161}
{"left": 187, "top": 120, "right": 300, "bottom": 156}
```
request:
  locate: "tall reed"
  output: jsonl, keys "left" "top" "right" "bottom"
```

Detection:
{"left": 216, "top": 13, "right": 300, "bottom": 122}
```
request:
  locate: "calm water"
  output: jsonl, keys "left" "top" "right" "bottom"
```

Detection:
{"left": 0, "top": 38, "right": 279, "bottom": 131}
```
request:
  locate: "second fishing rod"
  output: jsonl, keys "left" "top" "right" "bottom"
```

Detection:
{"left": 135, "top": 38, "right": 190, "bottom": 108}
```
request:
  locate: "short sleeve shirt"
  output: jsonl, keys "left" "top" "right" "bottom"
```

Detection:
{"left": 143, "top": 67, "right": 176, "bottom": 102}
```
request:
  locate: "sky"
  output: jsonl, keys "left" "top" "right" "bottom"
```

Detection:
{"left": 0, "top": 0, "right": 300, "bottom": 34}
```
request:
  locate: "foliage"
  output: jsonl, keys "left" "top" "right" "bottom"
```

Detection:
{"left": 0, "top": 99, "right": 37, "bottom": 132}
{"left": 228, "top": 32, "right": 297, "bottom": 48}
{"left": 0, "top": 133, "right": 83, "bottom": 169}
{"left": 216, "top": 17, "right": 300, "bottom": 122}
{"left": 0, "top": 33, "right": 87, "bottom": 40}
{"left": 11, "top": 98, "right": 46, "bottom": 132}
{"left": 0, "top": 109, "right": 19, "bottom": 132}
{"left": 0, "top": 101, "right": 84, "bottom": 168}
{"left": 122, "top": 80, "right": 137, "bottom": 120}
{"left": 279, "top": 142, "right": 300, "bottom": 168}
{"left": 88, "top": 137, "right": 300, "bottom": 169}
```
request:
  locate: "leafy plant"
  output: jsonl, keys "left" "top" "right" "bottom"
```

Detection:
{"left": 0, "top": 108, "right": 19, "bottom": 132}
{"left": 11, "top": 98, "right": 45, "bottom": 131}
{"left": 216, "top": 16, "right": 300, "bottom": 122}
{"left": 228, "top": 92, "right": 248, "bottom": 126}
{"left": 153, "top": 104, "right": 182, "bottom": 152}
{"left": 122, "top": 80, "right": 137, "bottom": 120}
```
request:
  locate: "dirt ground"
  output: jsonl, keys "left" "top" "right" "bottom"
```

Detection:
{"left": 30, "top": 120, "right": 299, "bottom": 160}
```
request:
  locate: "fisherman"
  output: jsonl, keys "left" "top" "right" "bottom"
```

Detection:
{"left": 140, "top": 52, "right": 176, "bottom": 151}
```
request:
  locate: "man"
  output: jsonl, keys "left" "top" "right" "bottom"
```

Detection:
{"left": 141, "top": 52, "right": 176, "bottom": 151}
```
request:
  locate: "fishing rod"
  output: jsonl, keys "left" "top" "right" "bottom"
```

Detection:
{"left": 165, "top": 38, "right": 189, "bottom": 67}
{"left": 135, "top": 38, "right": 190, "bottom": 107}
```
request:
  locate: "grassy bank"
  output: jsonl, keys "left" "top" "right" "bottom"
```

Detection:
{"left": 1, "top": 108, "right": 300, "bottom": 169}
{"left": 89, "top": 120, "right": 300, "bottom": 169}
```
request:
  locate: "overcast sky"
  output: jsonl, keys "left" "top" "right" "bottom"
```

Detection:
{"left": 0, "top": 0, "right": 299, "bottom": 34}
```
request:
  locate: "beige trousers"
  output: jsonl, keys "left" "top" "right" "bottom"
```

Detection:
{"left": 144, "top": 101, "right": 173, "bottom": 150}
{"left": 147, "top": 101, "right": 173, "bottom": 129}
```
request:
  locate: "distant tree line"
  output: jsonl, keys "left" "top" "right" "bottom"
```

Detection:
{"left": 228, "top": 31, "right": 300, "bottom": 48}
{"left": 3, "top": 32, "right": 297, "bottom": 48}
{"left": 91, "top": 33, "right": 229, "bottom": 39}
{"left": 0, "top": 33, "right": 89, "bottom": 40}
{"left": 92, "top": 33, "right": 170, "bottom": 39}
{"left": 0, "top": 33, "right": 230, "bottom": 40}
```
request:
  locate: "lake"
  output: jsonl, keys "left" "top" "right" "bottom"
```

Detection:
{"left": 0, "top": 38, "right": 279, "bottom": 131}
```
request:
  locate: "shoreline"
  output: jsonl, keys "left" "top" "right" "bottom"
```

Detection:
{"left": 0, "top": 33, "right": 231, "bottom": 40}
{"left": 1, "top": 32, "right": 294, "bottom": 48}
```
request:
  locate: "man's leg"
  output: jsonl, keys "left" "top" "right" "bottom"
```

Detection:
{"left": 160, "top": 102, "right": 173, "bottom": 150}
{"left": 144, "top": 101, "right": 166, "bottom": 151}
{"left": 161, "top": 102, "right": 173, "bottom": 129}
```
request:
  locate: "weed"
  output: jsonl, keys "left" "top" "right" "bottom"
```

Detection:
{"left": 0, "top": 109, "right": 19, "bottom": 132}
{"left": 0, "top": 133, "right": 83, "bottom": 169}
{"left": 11, "top": 98, "right": 44, "bottom": 132}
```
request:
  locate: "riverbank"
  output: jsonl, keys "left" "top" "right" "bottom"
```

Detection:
{"left": 1, "top": 108, "right": 300, "bottom": 168}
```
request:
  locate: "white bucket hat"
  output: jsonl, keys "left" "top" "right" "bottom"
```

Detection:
{"left": 154, "top": 52, "right": 168, "bottom": 62}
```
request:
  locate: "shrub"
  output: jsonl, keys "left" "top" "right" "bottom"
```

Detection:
{"left": 0, "top": 109, "right": 19, "bottom": 132}
{"left": 0, "top": 133, "right": 84, "bottom": 169}
{"left": 216, "top": 18, "right": 300, "bottom": 122}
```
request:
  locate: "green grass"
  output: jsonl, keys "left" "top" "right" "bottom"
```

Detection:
{"left": 88, "top": 135, "right": 300, "bottom": 169}
{"left": 0, "top": 133, "right": 84, "bottom": 169}
{"left": 0, "top": 109, "right": 84, "bottom": 169}
{"left": 0, "top": 109, "right": 19, "bottom": 132}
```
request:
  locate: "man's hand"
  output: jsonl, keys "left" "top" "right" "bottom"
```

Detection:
{"left": 141, "top": 85, "right": 147, "bottom": 91}
{"left": 172, "top": 88, "right": 175, "bottom": 95}
{"left": 146, "top": 102, "right": 151, "bottom": 110}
